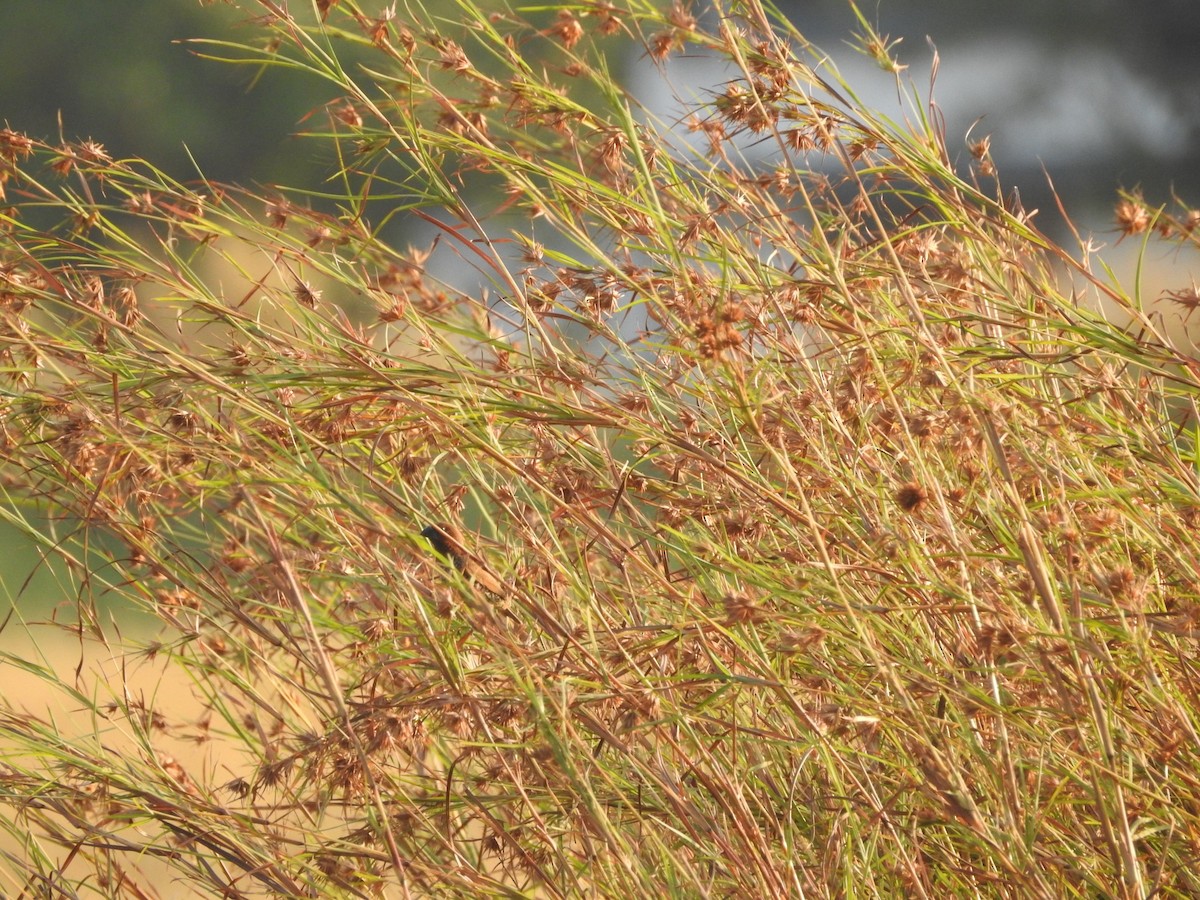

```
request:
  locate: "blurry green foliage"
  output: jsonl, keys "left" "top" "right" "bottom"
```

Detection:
{"left": 0, "top": 1, "right": 328, "bottom": 187}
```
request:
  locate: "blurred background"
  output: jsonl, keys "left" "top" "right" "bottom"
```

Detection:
{"left": 793, "top": 0, "right": 1200, "bottom": 230}
{"left": 2, "top": 1, "right": 1197, "bottom": 231}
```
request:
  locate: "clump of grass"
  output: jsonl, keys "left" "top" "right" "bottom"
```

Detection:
{"left": 2, "top": 1, "right": 1200, "bottom": 896}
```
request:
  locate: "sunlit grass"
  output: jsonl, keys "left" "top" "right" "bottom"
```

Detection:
{"left": 1, "top": 1, "right": 1200, "bottom": 896}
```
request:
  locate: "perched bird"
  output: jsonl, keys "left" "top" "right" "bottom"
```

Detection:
{"left": 420, "top": 522, "right": 504, "bottom": 596}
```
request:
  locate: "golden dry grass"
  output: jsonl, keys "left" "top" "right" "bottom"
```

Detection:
{"left": 2, "top": 1, "right": 1200, "bottom": 897}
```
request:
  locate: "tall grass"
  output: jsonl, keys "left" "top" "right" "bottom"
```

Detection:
{"left": 2, "top": 1, "right": 1200, "bottom": 896}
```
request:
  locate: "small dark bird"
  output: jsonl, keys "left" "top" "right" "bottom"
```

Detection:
{"left": 420, "top": 522, "right": 504, "bottom": 595}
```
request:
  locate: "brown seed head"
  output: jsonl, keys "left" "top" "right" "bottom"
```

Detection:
{"left": 895, "top": 482, "right": 928, "bottom": 513}
{"left": 1114, "top": 198, "right": 1150, "bottom": 236}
